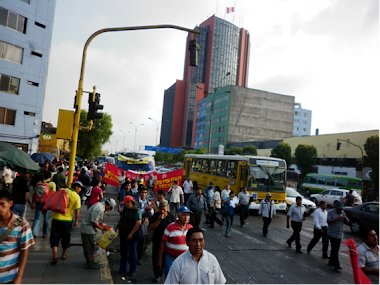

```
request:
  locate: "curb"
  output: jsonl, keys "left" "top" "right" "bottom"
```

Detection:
{"left": 96, "top": 232, "right": 114, "bottom": 284}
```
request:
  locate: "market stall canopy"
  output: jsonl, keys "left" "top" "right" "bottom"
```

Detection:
{"left": 0, "top": 142, "right": 40, "bottom": 174}
{"left": 31, "top": 152, "right": 54, "bottom": 164}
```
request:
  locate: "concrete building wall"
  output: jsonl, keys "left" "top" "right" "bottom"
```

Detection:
{"left": 227, "top": 86, "right": 294, "bottom": 144}
{"left": 0, "top": 0, "right": 56, "bottom": 153}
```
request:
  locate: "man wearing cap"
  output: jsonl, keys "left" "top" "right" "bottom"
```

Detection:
{"left": 157, "top": 206, "right": 193, "bottom": 279}
{"left": 149, "top": 200, "right": 176, "bottom": 283}
{"left": 50, "top": 180, "right": 82, "bottom": 264}
{"left": 80, "top": 198, "right": 116, "bottom": 269}
{"left": 182, "top": 177, "right": 193, "bottom": 205}
{"left": 286, "top": 196, "right": 306, "bottom": 253}
{"left": 258, "top": 192, "right": 276, "bottom": 237}
{"left": 187, "top": 187, "right": 208, "bottom": 228}
{"left": 116, "top": 195, "right": 142, "bottom": 277}
{"left": 327, "top": 200, "right": 349, "bottom": 270}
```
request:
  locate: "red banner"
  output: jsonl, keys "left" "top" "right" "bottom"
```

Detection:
{"left": 103, "top": 164, "right": 183, "bottom": 192}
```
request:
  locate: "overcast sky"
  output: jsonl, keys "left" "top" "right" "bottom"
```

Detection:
{"left": 42, "top": 0, "right": 379, "bottom": 153}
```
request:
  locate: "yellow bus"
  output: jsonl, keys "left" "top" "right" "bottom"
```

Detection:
{"left": 183, "top": 154, "right": 287, "bottom": 211}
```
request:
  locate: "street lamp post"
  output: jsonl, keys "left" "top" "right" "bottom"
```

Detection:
{"left": 66, "top": 24, "right": 200, "bottom": 187}
{"left": 207, "top": 72, "right": 230, "bottom": 154}
{"left": 130, "top": 122, "right": 144, "bottom": 152}
{"left": 119, "top": 130, "right": 130, "bottom": 152}
{"left": 148, "top": 117, "right": 161, "bottom": 146}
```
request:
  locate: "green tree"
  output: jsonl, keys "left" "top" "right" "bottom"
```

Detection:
{"left": 295, "top": 144, "right": 317, "bottom": 179}
{"left": 271, "top": 142, "right": 292, "bottom": 168}
{"left": 229, "top": 147, "right": 243, "bottom": 155}
{"left": 154, "top": 151, "right": 165, "bottom": 163}
{"left": 243, "top": 145, "right": 257, "bottom": 155}
{"left": 77, "top": 110, "right": 113, "bottom": 160}
{"left": 364, "top": 135, "right": 379, "bottom": 191}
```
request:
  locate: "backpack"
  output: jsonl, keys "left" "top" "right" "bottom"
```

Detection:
{"left": 43, "top": 189, "right": 70, "bottom": 214}
{"left": 33, "top": 181, "right": 49, "bottom": 203}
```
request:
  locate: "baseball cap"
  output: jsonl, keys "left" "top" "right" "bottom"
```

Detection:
{"left": 177, "top": 206, "right": 192, "bottom": 214}
{"left": 266, "top": 192, "right": 272, "bottom": 197}
{"left": 120, "top": 195, "right": 134, "bottom": 204}
{"left": 105, "top": 198, "right": 117, "bottom": 210}
{"left": 334, "top": 200, "right": 344, "bottom": 210}
{"left": 187, "top": 177, "right": 191, "bottom": 179}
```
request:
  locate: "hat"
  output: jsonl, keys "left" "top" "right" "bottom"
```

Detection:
{"left": 71, "top": 180, "right": 83, "bottom": 188}
{"left": 177, "top": 206, "right": 192, "bottom": 214}
{"left": 187, "top": 177, "right": 191, "bottom": 179}
{"left": 159, "top": 200, "right": 169, "bottom": 207}
{"left": 105, "top": 198, "right": 117, "bottom": 209}
{"left": 120, "top": 195, "right": 134, "bottom": 204}
{"left": 266, "top": 192, "right": 272, "bottom": 197}
{"left": 334, "top": 201, "right": 344, "bottom": 210}
{"left": 207, "top": 185, "right": 213, "bottom": 189}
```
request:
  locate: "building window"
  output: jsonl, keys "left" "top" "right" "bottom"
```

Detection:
{"left": 303, "top": 113, "right": 308, "bottom": 117}
{"left": 302, "top": 120, "right": 307, "bottom": 124}
{"left": 302, "top": 128, "right": 307, "bottom": 132}
{"left": 0, "top": 107, "right": 16, "bottom": 125}
{"left": 19, "top": 0, "right": 30, "bottom": 3}
{"left": 293, "top": 126, "right": 298, "bottom": 131}
{"left": 0, "top": 74, "right": 20, "bottom": 94}
{"left": 294, "top": 111, "right": 299, "bottom": 116}
{"left": 24, "top": 111, "right": 35, "bottom": 116}
{"left": 35, "top": 22, "right": 45, "bottom": 29}
{"left": 0, "top": 41, "right": 23, "bottom": 64}
{"left": 0, "top": 8, "right": 27, "bottom": 33}
{"left": 294, "top": 119, "right": 299, "bottom": 123}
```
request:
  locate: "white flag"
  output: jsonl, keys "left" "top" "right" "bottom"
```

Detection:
{"left": 226, "top": 7, "right": 235, "bottom": 14}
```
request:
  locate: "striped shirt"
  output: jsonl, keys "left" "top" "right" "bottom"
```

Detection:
{"left": 162, "top": 221, "right": 193, "bottom": 257}
{"left": 0, "top": 214, "right": 34, "bottom": 283}
{"left": 358, "top": 243, "right": 379, "bottom": 284}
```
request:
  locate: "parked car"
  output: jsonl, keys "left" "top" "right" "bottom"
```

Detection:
{"left": 310, "top": 188, "right": 362, "bottom": 207}
{"left": 344, "top": 202, "right": 379, "bottom": 234}
{"left": 286, "top": 187, "right": 316, "bottom": 214}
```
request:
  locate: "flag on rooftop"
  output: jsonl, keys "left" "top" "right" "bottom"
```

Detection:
{"left": 226, "top": 7, "right": 235, "bottom": 14}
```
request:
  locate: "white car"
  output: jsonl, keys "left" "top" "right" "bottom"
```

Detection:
{"left": 286, "top": 187, "right": 316, "bottom": 214}
{"left": 310, "top": 188, "right": 362, "bottom": 207}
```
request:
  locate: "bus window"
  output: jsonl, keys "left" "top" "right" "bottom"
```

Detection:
{"left": 303, "top": 176, "right": 310, "bottom": 183}
{"left": 309, "top": 176, "right": 317, "bottom": 184}
{"left": 326, "top": 178, "right": 335, "bottom": 186}
{"left": 348, "top": 180, "right": 362, "bottom": 189}
{"left": 209, "top": 159, "right": 217, "bottom": 175}
{"left": 317, "top": 177, "right": 326, "bottom": 185}
{"left": 194, "top": 159, "right": 202, "bottom": 172}
{"left": 336, "top": 179, "right": 347, "bottom": 187}
{"left": 217, "top": 160, "right": 227, "bottom": 177}
{"left": 227, "top": 161, "right": 237, "bottom": 179}
{"left": 201, "top": 159, "right": 209, "bottom": 174}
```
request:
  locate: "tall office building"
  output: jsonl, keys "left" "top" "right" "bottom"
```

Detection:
{"left": 0, "top": 0, "right": 56, "bottom": 153}
{"left": 160, "top": 15, "right": 250, "bottom": 148}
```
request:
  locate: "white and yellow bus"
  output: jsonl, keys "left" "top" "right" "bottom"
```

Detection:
{"left": 183, "top": 154, "right": 287, "bottom": 211}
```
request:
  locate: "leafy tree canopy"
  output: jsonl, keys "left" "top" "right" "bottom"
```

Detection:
{"left": 295, "top": 144, "right": 317, "bottom": 179}
{"left": 243, "top": 145, "right": 257, "bottom": 155}
{"left": 76, "top": 110, "right": 113, "bottom": 160}
{"left": 364, "top": 135, "right": 379, "bottom": 191}
{"left": 154, "top": 147, "right": 207, "bottom": 164}
{"left": 271, "top": 142, "right": 292, "bottom": 168}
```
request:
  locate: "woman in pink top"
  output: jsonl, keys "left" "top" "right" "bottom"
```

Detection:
{"left": 87, "top": 179, "right": 103, "bottom": 209}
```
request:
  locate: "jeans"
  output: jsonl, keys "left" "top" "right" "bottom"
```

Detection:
{"left": 328, "top": 236, "right": 341, "bottom": 267}
{"left": 32, "top": 203, "right": 52, "bottom": 237}
{"left": 210, "top": 209, "right": 223, "bottom": 226}
{"left": 152, "top": 241, "right": 164, "bottom": 278}
{"left": 225, "top": 214, "right": 234, "bottom": 236}
{"left": 11, "top": 204, "right": 27, "bottom": 219}
{"left": 169, "top": 202, "right": 180, "bottom": 216}
{"left": 287, "top": 221, "right": 303, "bottom": 250}
{"left": 164, "top": 252, "right": 177, "bottom": 279}
{"left": 307, "top": 226, "right": 329, "bottom": 256}
{"left": 137, "top": 236, "right": 146, "bottom": 261}
{"left": 240, "top": 204, "right": 249, "bottom": 226}
{"left": 119, "top": 236, "right": 138, "bottom": 274}
{"left": 262, "top": 217, "right": 272, "bottom": 235}
{"left": 189, "top": 211, "right": 202, "bottom": 228}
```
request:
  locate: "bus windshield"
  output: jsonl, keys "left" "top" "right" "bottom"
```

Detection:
{"left": 249, "top": 166, "right": 286, "bottom": 192}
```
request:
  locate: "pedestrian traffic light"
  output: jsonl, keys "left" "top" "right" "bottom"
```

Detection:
{"left": 188, "top": 39, "right": 199, "bottom": 67}
{"left": 87, "top": 93, "right": 103, "bottom": 121}
{"left": 336, "top": 142, "right": 341, "bottom": 150}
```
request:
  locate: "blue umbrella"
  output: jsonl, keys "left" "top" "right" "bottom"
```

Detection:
{"left": 31, "top": 152, "right": 54, "bottom": 164}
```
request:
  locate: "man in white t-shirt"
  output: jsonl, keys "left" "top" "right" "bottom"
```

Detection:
{"left": 168, "top": 181, "right": 184, "bottom": 216}
{"left": 182, "top": 177, "right": 193, "bottom": 205}
{"left": 221, "top": 184, "right": 231, "bottom": 200}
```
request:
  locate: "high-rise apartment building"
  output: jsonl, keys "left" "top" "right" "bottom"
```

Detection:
{"left": 0, "top": 0, "right": 56, "bottom": 153}
{"left": 293, "top": 103, "right": 312, "bottom": 136}
{"left": 160, "top": 15, "right": 250, "bottom": 148}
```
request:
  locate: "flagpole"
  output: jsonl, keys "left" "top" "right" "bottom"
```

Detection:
{"left": 216, "top": 0, "right": 218, "bottom": 16}
{"left": 233, "top": 1, "right": 236, "bottom": 24}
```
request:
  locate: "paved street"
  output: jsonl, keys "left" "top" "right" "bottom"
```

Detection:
{"left": 21, "top": 184, "right": 362, "bottom": 284}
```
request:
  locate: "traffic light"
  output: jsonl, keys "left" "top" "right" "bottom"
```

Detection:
{"left": 188, "top": 39, "right": 199, "bottom": 66}
{"left": 87, "top": 93, "right": 103, "bottom": 121}
{"left": 336, "top": 142, "right": 341, "bottom": 150}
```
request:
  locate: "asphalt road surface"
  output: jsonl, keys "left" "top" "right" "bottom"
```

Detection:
{"left": 103, "top": 186, "right": 362, "bottom": 284}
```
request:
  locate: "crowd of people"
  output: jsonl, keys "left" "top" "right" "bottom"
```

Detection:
{"left": 0, "top": 161, "right": 378, "bottom": 284}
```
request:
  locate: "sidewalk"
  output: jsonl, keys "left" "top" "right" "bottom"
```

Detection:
{"left": 23, "top": 197, "right": 114, "bottom": 284}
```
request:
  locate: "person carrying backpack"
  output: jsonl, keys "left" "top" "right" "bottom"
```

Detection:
{"left": 31, "top": 171, "right": 56, "bottom": 238}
